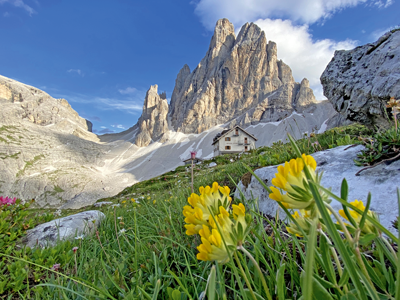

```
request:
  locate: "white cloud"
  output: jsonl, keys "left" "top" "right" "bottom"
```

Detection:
{"left": 0, "top": 0, "right": 36, "bottom": 16}
{"left": 194, "top": 0, "right": 373, "bottom": 31}
{"left": 67, "top": 69, "right": 83, "bottom": 76}
{"left": 253, "top": 18, "right": 358, "bottom": 99}
{"left": 53, "top": 92, "right": 143, "bottom": 115}
{"left": 118, "top": 87, "right": 137, "bottom": 95}
{"left": 3, "top": 11, "right": 10, "bottom": 17}
{"left": 371, "top": 0, "right": 393, "bottom": 8}
{"left": 97, "top": 97, "right": 143, "bottom": 112}
{"left": 111, "top": 124, "right": 126, "bottom": 129}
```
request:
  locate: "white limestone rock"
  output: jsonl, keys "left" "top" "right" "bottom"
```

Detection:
{"left": 321, "top": 30, "right": 400, "bottom": 128}
{"left": 234, "top": 145, "right": 400, "bottom": 232}
{"left": 19, "top": 210, "right": 105, "bottom": 248}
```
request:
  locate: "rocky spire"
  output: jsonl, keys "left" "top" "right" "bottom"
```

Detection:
{"left": 134, "top": 85, "right": 169, "bottom": 147}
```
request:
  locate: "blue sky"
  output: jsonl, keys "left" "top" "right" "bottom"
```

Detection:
{"left": 0, "top": 0, "right": 398, "bottom": 134}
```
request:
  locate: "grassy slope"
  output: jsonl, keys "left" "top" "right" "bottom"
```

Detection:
{"left": 2, "top": 124, "right": 375, "bottom": 299}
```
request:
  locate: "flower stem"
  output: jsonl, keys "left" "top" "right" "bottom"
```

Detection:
{"left": 325, "top": 204, "right": 354, "bottom": 244}
{"left": 74, "top": 253, "right": 78, "bottom": 275}
{"left": 233, "top": 251, "right": 258, "bottom": 300}
{"left": 238, "top": 245, "right": 273, "bottom": 300}
{"left": 191, "top": 159, "right": 194, "bottom": 194}
{"left": 380, "top": 236, "right": 398, "bottom": 264}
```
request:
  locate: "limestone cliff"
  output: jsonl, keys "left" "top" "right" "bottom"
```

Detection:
{"left": 0, "top": 75, "right": 134, "bottom": 209}
{"left": 0, "top": 75, "right": 97, "bottom": 142}
{"left": 169, "top": 19, "right": 317, "bottom": 133}
{"left": 321, "top": 30, "right": 400, "bottom": 128}
{"left": 134, "top": 85, "right": 169, "bottom": 147}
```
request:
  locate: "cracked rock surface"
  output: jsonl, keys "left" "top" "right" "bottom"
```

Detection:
{"left": 321, "top": 30, "right": 400, "bottom": 128}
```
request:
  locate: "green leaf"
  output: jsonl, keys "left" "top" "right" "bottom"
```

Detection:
{"left": 319, "top": 234, "right": 337, "bottom": 285}
{"left": 313, "top": 274, "right": 335, "bottom": 289}
{"left": 207, "top": 265, "right": 216, "bottom": 300}
{"left": 358, "top": 193, "right": 371, "bottom": 231}
{"left": 302, "top": 219, "right": 318, "bottom": 300}
{"left": 276, "top": 264, "right": 286, "bottom": 300}
{"left": 359, "top": 233, "right": 377, "bottom": 245}
{"left": 167, "top": 287, "right": 174, "bottom": 299}
{"left": 171, "top": 290, "right": 182, "bottom": 300}
{"left": 151, "top": 279, "right": 161, "bottom": 300}
{"left": 340, "top": 178, "right": 348, "bottom": 202}
{"left": 300, "top": 273, "right": 334, "bottom": 300}
{"left": 361, "top": 256, "right": 385, "bottom": 291}
{"left": 340, "top": 293, "right": 358, "bottom": 300}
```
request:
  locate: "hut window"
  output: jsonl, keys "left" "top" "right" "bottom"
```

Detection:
{"left": 225, "top": 137, "right": 231, "bottom": 141}
{"left": 225, "top": 146, "right": 231, "bottom": 150}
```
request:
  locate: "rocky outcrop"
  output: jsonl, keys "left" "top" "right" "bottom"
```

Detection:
{"left": 0, "top": 75, "right": 97, "bottom": 141}
{"left": 234, "top": 145, "right": 400, "bottom": 233}
{"left": 134, "top": 85, "right": 169, "bottom": 147}
{"left": 19, "top": 210, "right": 105, "bottom": 248}
{"left": 169, "top": 19, "right": 316, "bottom": 134}
{"left": 321, "top": 30, "right": 400, "bottom": 128}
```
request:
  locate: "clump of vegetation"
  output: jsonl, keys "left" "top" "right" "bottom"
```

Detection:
{"left": 355, "top": 97, "right": 400, "bottom": 172}
{"left": 355, "top": 126, "right": 400, "bottom": 166}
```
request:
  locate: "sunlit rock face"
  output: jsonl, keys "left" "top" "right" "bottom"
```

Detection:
{"left": 169, "top": 18, "right": 316, "bottom": 134}
{"left": 321, "top": 30, "right": 400, "bottom": 128}
{"left": 134, "top": 85, "right": 169, "bottom": 147}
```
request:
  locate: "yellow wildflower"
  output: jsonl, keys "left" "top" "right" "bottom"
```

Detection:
{"left": 196, "top": 225, "right": 232, "bottom": 263}
{"left": 269, "top": 154, "right": 328, "bottom": 211}
{"left": 153, "top": 200, "right": 156, "bottom": 204}
{"left": 131, "top": 198, "right": 135, "bottom": 203}
{"left": 339, "top": 200, "right": 379, "bottom": 235}
{"left": 183, "top": 182, "right": 232, "bottom": 234}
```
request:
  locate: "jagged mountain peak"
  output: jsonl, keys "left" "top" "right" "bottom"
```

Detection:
{"left": 166, "top": 18, "right": 315, "bottom": 134}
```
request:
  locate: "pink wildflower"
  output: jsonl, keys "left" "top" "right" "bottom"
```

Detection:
{"left": 0, "top": 196, "right": 17, "bottom": 206}
{"left": 51, "top": 264, "right": 61, "bottom": 271}
{"left": 72, "top": 247, "right": 78, "bottom": 253}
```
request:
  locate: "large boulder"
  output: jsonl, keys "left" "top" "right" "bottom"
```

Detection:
{"left": 19, "top": 210, "right": 105, "bottom": 248}
{"left": 234, "top": 145, "right": 400, "bottom": 232}
{"left": 321, "top": 30, "right": 400, "bottom": 128}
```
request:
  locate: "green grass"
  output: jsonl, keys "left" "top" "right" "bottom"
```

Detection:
{"left": 16, "top": 154, "right": 45, "bottom": 177}
{"left": 3, "top": 124, "right": 398, "bottom": 299}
